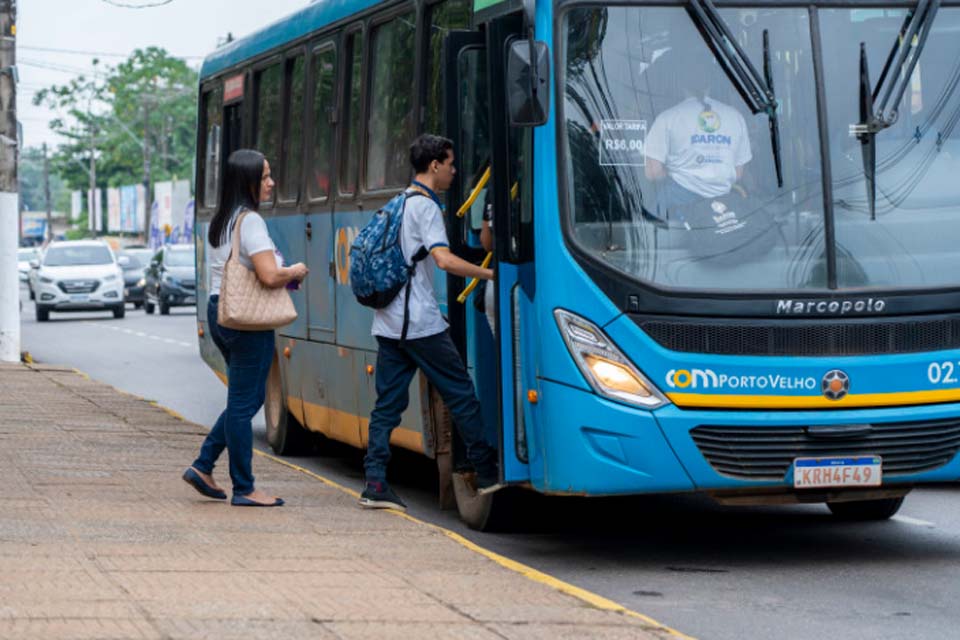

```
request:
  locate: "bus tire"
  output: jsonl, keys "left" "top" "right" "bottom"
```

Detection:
{"left": 452, "top": 471, "right": 515, "bottom": 531}
{"left": 827, "top": 496, "right": 905, "bottom": 521}
{"left": 429, "top": 385, "right": 456, "bottom": 511}
{"left": 264, "top": 354, "right": 312, "bottom": 456}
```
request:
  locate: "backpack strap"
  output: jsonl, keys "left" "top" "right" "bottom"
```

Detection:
{"left": 400, "top": 246, "right": 430, "bottom": 345}
{"left": 398, "top": 190, "right": 429, "bottom": 345}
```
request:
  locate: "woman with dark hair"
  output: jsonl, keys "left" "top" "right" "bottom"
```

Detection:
{"left": 182, "top": 149, "right": 308, "bottom": 507}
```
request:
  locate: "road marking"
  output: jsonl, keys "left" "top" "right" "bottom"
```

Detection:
{"left": 80, "top": 321, "right": 193, "bottom": 348}
{"left": 255, "top": 450, "right": 696, "bottom": 640}
{"left": 892, "top": 515, "right": 935, "bottom": 528}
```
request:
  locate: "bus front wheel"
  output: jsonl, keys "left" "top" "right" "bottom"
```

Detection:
{"left": 264, "top": 355, "right": 312, "bottom": 456}
{"left": 827, "top": 496, "right": 905, "bottom": 521}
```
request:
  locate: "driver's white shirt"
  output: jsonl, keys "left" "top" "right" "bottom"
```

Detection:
{"left": 644, "top": 96, "right": 752, "bottom": 198}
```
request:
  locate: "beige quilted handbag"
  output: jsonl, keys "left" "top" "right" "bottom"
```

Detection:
{"left": 217, "top": 211, "right": 297, "bottom": 331}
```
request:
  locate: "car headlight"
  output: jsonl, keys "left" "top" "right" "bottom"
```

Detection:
{"left": 137, "top": 278, "right": 146, "bottom": 287}
{"left": 554, "top": 309, "right": 668, "bottom": 409}
{"left": 103, "top": 274, "right": 118, "bottom": 282}
{"left": 39, "top": 274, "right": 54, "bottom": 284}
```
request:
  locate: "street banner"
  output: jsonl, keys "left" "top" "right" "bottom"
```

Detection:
{"left": 154, "top": 181, "right": 173, "bottom": 230}
{"left": 183, "top": 199, "right": 196, "bottom": 244}
{"left": 87, "top": 189, "right": 103, "bottom": 232}
{"left": 70, "top": 191, "right": 82, "bottom": 221}
{"left": 120, "top": 185, "right": 138, "bottom": 233}
{"left": 136, "top": 184, "right": 147, "bottom": 235}
{"left": 169, "top": 180, "right": 191, "bottom": 244}
{"left": 107, "top": 188, "right": 121, "bottom": 233}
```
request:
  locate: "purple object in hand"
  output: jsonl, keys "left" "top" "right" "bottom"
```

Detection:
{"left": 285, "top": 279, "right": 300, "bottom": 291}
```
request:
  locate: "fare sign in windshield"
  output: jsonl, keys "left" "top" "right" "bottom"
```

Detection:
{"left": 599, "top": 119, "right": 647, "bottom": 166}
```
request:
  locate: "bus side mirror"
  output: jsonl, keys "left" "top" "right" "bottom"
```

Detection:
{"left": 506, "top": 40, "right": 550, "bottom": 127}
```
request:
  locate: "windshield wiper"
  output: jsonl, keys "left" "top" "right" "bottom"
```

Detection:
{"left": 686, "top": 0, "right": 783, "bottom": 188}
{"left": 850, "top": 0, "right": 941, "bottom": 220}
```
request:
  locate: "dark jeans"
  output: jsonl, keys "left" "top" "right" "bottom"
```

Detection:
{"left": 192, "top": 296, "right": 275, "bottom": 496}
{"left": 364, "top": 330, "right": 498, "bottom": 484}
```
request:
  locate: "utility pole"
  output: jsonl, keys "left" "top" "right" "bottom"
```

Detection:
{"left": 142, "top": 96, "right": 152, "bottom": 246}
{"left": 42, "top": 142, "right": 52, "bottom": 243}
{"left": 0, "top": 0, "right": 18, "bottom": 363}
{"left": 88, "top": 119, "right": 97, "bottom": 238}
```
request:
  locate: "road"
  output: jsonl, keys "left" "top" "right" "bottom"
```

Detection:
{"left": 19, "top": 287, "right": 960, "bottom": 640}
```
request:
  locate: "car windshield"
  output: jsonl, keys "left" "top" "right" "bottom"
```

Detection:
{"left": 561, "top": 5, "right": 960, "bottom": 292}
{"left": 120, "top": 250, "right": 153, "bottom": 269}
{"left": 165, "top": 248, "right": 194, "bottom": 268}
{"left": 43, "top": 245, "right": 113, "bottom": 267}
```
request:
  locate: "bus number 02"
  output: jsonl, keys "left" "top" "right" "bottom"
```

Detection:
{"left": 927, "top": 361, "right": 959, "bottom": 384}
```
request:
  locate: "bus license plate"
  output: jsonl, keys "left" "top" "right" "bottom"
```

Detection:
{"left": 793, "top": 456, "right": 881, "bottom": 489}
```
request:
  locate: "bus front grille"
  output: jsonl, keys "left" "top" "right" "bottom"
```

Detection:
{"left": 690, "top": 420, "right": 960, "bottom": 481}
{"left": 636, "top": 315, "right": 960, "bottom": 356}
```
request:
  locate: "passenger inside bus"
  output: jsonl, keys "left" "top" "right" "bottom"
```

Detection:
{"left": 641, "top": 46, "right": 778, "bottom": 264}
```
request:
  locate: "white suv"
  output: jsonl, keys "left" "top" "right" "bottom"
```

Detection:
{"left": 32, "top": 240, "right": 126, "bottom": 322}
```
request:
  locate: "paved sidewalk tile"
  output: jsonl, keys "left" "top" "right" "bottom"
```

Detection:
{"left": 0, "top": 364, "right": 677, "bottom": 639}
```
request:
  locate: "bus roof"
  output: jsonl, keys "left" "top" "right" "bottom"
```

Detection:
{"left": 200, "top": 0, "right": 380, "bottom": 80}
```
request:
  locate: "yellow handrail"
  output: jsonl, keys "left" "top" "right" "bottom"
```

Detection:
{"left": 456, "top": 252, "right": 493, "bottom": 304}
{"left": 456, "top": 166, "right": 491, "bottom": 218}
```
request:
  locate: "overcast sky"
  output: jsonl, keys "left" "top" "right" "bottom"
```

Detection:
{"left": 19, "top": 0, "right": 309, "bottom": 150}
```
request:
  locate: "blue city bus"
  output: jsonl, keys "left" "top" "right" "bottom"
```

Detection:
{"left": 196, "top": 0, "right": 960, "bottom": 529}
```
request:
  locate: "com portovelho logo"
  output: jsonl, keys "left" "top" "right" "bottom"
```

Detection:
{"left": 664, "top": 368, "right": 818, "bottom": 392}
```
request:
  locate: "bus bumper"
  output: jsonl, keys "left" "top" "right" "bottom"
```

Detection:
{"left": 533, "top": 382, "right": 960, "bottom": 496}
{"left": 655, "top": 402, "right": 960, "bottom": 491}
{"left": 533, "top": 380, "right": 695, "bottom": 494}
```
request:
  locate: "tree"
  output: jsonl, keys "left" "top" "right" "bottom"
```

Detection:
{"left": 34, "top": 48, "right": 198, "bottom": 197}
{"left": 19, "top": 147, "right": 70, "bottom": 214}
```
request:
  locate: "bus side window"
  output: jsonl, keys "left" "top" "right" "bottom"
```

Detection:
{"left": 339, "top": 30, "right": 364, "bottom": 196}
{"left": 281, "top": 55, "right": 306, "bottom": 203}
{"left": 254, "top": 62, "right": 283, "bottom": 206}
{"left": 309, "top": 46, "right": 337, "bottom": 201}
{"left": 201, "top": 85, "right": 223, "bottom": 209}
{"left": 423, "top": 0, "right": 471, "bottom": 135}
{"left": 366, "top": 11, "right": 417, "bottom": 191}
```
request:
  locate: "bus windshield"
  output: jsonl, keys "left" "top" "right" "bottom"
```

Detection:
{"left": 561, "top": 5, "right": 960, "bottom": 292}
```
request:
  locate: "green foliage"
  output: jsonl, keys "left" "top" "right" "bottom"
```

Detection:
{"left": 19, "top": 147, "right": 69, "bottom": 213}
{"left": 33, "top": 48, "right": 199, "bottom": 196}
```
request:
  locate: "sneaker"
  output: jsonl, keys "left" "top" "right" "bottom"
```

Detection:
{"left": 359, "top": 482, "right": 407, "bottom": 511}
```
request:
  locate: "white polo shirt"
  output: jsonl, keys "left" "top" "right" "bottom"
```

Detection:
{"left": 644, "top": 96, "right": 752, "bottom": 198}
{"left": 371, "top": 192, "right": 450, "bottom": 340}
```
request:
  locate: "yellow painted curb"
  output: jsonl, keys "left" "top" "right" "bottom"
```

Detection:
{"left": 254, "top": 449, "right": 696, "bottom": 640}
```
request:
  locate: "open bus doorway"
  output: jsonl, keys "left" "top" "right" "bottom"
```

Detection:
{"left": 442, "top": 16, "right": 532, "bottom": 529}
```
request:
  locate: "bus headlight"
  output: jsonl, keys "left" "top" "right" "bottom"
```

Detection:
{"left": 555, "top": 309, "right": 668, "bottom": 409}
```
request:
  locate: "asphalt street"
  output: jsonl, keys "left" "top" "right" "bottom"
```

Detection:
{"left": 18, "top": 286, "right": 960, "bottom": 640}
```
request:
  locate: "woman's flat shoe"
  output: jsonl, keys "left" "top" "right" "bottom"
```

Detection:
{"left": 231, "top": 494, "right": 285, "bottom": 507}
{"left": 182, "top": 468, "right": 227, "bottom": 500}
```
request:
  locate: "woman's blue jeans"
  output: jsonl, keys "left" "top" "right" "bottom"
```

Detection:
{"left": 192, "top": 296, "right": 275, "bottom": 496}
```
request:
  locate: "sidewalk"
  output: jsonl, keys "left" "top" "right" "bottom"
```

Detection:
{"left": 0, "top": 363, "right": 682, "bottom": 640}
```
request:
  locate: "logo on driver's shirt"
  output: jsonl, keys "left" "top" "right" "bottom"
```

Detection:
{"left": 698, "top": 110, "right": 721, "bottom": 133}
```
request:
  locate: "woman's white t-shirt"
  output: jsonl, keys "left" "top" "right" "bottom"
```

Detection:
{"left": 209, "top": 210, "right": 280, "bottom": 293}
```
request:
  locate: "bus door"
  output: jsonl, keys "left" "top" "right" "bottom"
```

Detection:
{"left": 444, "top": 18, "right": 531, "bottom": 485}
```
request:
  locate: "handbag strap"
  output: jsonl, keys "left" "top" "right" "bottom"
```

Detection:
{"left": 227, "top": 210, "right": 250, "bottom": 263}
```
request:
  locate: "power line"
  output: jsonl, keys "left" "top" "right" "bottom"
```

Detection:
{"left": 101, "top": 0, "right": 174, "bottom": 8}
{"left": 19, "top": 45, "right": 204, "bottom": 61}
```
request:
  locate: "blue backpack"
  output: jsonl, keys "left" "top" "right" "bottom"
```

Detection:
{"left": 349, "top": 191, "right": 428, "bottom": 314}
